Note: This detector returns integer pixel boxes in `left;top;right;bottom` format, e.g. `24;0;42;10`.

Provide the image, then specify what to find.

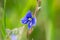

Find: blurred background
0;0;60;40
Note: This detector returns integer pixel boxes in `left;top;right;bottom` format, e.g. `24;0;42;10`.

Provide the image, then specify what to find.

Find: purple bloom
21;11;36;29
11;34;17;40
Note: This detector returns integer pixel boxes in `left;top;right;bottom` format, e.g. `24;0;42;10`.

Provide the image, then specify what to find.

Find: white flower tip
38;6;41;10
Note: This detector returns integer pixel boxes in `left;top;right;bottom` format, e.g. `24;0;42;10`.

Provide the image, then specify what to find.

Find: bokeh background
0;0;60;40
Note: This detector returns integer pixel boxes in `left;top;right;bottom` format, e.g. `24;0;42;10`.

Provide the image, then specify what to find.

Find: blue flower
21;11;36;29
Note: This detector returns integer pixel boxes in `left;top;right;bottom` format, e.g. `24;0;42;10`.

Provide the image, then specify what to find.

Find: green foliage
5;0;36;29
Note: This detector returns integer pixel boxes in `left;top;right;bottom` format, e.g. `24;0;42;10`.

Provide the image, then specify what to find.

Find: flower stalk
34;0;41;17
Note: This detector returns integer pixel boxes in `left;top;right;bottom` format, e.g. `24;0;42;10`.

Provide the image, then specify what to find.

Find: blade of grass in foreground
1;0;6;40
41;0;55;40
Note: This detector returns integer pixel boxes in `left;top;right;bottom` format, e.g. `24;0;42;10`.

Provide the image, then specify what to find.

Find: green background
0;0;60;40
